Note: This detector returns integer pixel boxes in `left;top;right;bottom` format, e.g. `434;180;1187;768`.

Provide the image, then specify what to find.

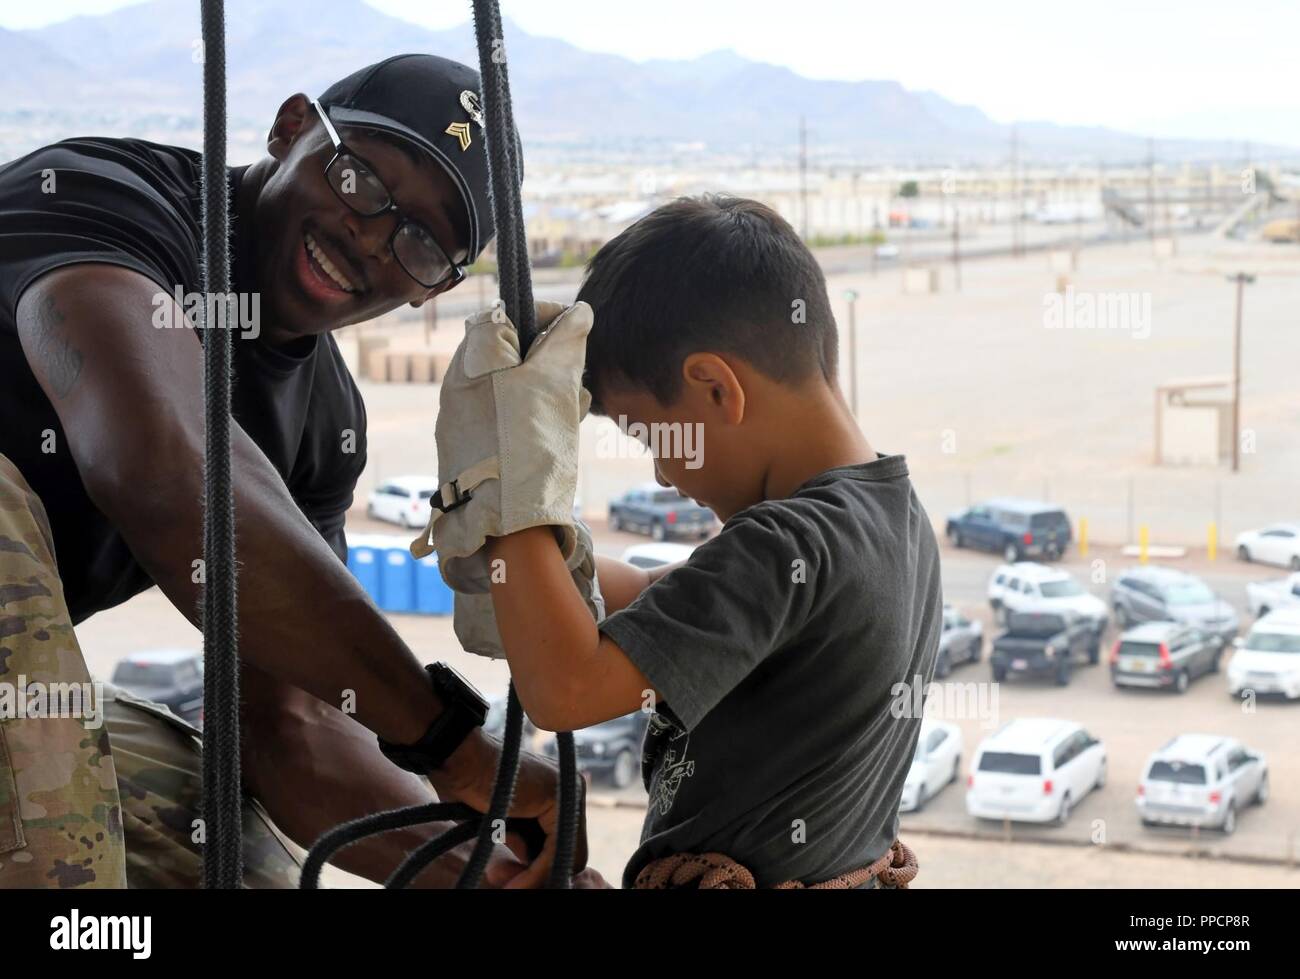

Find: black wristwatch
377;663;489;774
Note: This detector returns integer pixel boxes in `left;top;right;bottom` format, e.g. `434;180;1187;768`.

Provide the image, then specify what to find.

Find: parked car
966;718;1106;825
1109;621;1224;693
1245;571;1300;618
542;710;650;788
1226;608;1300;701
1137;734;1268;834
1109;566;1239;642
874;242;900;260
936;605;982;677
987;562;1108;636
899;719;963;812
367;475;439;529
990;610;1097;685
608;484;715;541
620;542;695;570
945;498;1072;562
1236;523;1300;569
110;649;204;727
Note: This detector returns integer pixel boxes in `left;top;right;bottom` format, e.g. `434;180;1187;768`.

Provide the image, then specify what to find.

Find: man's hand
412;300;592;592
429;727;589;888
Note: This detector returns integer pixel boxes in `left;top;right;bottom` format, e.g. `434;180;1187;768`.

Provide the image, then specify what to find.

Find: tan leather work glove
411;300;593;592
452;518;606;660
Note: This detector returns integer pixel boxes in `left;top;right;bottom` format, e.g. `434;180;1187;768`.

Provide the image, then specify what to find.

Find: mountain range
2;0;1283;164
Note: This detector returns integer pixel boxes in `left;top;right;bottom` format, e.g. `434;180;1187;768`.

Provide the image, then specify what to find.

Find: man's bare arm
14;265;529;887
17;264;441;742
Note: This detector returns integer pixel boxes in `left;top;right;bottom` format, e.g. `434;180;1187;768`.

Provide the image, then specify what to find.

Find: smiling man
0;54;587;889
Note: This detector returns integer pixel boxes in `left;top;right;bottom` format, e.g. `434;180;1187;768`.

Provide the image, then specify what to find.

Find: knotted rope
633;839;920;890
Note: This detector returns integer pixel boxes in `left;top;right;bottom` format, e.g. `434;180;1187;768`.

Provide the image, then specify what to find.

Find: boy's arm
490;528;659;731
593;554;687;612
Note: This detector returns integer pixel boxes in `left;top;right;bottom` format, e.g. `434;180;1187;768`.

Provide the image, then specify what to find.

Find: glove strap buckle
431;478;473;514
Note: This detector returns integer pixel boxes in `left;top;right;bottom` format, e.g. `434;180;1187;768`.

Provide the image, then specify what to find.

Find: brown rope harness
632;838;918;890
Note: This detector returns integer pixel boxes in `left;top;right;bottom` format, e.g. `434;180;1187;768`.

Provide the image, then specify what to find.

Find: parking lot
73;231;1298;887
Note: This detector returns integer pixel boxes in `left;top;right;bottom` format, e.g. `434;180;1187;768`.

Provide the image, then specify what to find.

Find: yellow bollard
1078;518;1088;559
1208;522;1218;562
1139;525;1149;564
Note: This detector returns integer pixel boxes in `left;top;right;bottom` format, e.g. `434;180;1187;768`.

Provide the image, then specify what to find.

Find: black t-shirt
0;136;366;622
599;454;943;887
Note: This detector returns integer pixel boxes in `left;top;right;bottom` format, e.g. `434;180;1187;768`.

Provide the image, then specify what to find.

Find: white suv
1226;608;1300;700
988;562;1108;637
966;718;1106;825
1137;734;1268;834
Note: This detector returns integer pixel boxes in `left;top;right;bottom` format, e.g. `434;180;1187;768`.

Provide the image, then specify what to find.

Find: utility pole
952;209;962;290
799;115;809;240
423;295;437;345
1227;272;1256;473
844;289;859;417
1147;136;1156;245
1010;125;1022;257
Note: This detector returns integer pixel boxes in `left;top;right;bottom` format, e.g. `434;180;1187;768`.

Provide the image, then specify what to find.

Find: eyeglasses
312;98;465;290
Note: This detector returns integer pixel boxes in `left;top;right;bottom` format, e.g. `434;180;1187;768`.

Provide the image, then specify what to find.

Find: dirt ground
68;230;1300;888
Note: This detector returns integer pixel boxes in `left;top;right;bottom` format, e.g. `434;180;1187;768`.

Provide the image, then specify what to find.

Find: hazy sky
4;0;1296;144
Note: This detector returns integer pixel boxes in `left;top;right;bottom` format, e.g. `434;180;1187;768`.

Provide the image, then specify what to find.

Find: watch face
431;663;489;717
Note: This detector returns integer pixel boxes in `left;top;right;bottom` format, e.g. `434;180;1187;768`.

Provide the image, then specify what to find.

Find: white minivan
966;718;1106;825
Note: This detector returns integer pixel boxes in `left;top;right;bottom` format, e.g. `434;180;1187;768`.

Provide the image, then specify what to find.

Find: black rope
199;0;242;890
300;802;479;890
464;0;581;889
455;682;525;887
548;732;581;889
471;0;536;349
386;819;480;889
298;0;582;890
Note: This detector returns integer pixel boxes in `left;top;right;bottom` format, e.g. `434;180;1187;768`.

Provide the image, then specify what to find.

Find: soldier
0;55;597;888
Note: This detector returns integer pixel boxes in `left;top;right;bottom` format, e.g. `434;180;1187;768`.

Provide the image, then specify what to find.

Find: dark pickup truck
991;611;1099;686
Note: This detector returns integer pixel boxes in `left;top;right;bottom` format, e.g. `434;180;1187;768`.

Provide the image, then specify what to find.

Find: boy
426;195;942;888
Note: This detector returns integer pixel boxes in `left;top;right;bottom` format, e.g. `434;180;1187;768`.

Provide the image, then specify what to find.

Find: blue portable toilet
346;535;382;605
380;543;416;613
415;553;454;615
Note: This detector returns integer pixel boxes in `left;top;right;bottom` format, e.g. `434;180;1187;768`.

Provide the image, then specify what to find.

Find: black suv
542;711;650;788
946;498;1072;562
991;611;1098;686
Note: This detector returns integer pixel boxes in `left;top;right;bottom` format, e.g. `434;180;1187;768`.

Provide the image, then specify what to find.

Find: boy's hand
412;300;593;592
454;517;605;659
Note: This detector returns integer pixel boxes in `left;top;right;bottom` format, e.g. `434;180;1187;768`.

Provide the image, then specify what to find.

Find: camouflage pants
105;683;302;889
0;454;300;888
0;454;124;887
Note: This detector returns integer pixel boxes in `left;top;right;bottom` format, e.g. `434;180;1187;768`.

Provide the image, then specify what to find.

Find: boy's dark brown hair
576;194;839;414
